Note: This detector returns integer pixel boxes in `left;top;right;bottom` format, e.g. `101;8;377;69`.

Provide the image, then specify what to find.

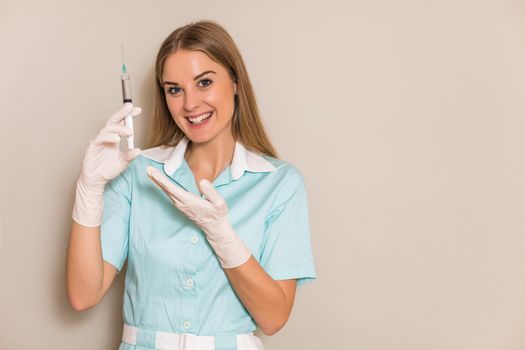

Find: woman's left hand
146;166;251;269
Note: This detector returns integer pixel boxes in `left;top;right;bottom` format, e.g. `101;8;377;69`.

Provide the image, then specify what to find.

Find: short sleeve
100;167;132;272
259;168;317;286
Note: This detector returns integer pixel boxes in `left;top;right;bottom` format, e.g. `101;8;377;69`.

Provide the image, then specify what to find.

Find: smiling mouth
186;111;213;124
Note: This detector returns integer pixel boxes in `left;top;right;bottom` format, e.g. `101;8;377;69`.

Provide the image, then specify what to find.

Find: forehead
162;49;226;81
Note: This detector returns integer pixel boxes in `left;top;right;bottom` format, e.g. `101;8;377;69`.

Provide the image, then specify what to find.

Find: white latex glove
72;103;142;227
146;165;251;269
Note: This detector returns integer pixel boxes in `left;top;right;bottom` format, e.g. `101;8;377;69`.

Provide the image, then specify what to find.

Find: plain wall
2;0;525;349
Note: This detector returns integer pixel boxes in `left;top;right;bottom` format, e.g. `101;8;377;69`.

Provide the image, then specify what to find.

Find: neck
184;134;236;180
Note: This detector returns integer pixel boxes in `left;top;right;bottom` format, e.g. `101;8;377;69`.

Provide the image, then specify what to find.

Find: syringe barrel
121;74;132;103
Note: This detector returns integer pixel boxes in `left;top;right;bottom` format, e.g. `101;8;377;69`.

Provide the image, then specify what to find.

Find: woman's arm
66;220;118;311
224;256;297;336
67;104;142;311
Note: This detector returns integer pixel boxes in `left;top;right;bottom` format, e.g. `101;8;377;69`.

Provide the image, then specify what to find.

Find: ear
233;82;237;95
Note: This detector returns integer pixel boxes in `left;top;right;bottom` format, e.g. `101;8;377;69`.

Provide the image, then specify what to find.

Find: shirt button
186;278;194;288
191;236;199;244
183;321;191;330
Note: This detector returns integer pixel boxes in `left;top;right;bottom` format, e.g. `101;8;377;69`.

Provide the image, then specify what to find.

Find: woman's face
161;49;237;145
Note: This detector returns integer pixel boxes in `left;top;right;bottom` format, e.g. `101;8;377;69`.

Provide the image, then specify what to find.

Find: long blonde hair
147;20;279;159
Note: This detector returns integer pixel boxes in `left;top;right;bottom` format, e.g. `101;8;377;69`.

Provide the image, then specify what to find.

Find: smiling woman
160;50;236;144
66;19;316;350
148;21;277;157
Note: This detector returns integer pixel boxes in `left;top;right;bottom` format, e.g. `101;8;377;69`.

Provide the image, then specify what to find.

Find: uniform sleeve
259;168;317;286
100;167;132;272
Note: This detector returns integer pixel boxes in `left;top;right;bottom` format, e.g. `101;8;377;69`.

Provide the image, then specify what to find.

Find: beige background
1;0;525;349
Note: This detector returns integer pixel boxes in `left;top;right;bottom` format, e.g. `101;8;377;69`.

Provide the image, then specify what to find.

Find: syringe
121;45;134;150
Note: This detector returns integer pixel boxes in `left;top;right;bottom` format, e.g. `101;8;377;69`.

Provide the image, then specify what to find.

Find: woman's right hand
72;103;142;227
80;103;142;188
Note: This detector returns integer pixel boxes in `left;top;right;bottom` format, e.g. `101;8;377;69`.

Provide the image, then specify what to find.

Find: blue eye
165;79;212;96
199;79;212;87
166;86;182;95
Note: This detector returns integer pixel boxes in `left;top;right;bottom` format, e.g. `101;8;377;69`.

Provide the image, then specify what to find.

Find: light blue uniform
101;137;316;350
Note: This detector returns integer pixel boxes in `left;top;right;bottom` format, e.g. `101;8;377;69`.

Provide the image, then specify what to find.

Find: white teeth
188;112;212;123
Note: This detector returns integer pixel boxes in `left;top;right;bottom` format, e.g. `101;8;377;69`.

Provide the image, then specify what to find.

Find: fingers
100;124;134;137
108;103;132;123
146;166;196;204
121;148;142;164
132;107;141;118
107;103;142;125
92;124;133;146
199;179;225;207
92;133;120;145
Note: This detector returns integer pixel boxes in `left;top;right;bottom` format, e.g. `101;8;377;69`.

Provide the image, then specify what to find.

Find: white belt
122;324;265;350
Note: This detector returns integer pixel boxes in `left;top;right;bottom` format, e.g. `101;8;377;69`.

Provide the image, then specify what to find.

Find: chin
185;132;216;144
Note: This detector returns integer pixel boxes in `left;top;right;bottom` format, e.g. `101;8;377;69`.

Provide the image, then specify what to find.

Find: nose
183;89;200;112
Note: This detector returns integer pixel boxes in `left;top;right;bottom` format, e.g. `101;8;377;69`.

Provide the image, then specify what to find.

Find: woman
66;20;316;350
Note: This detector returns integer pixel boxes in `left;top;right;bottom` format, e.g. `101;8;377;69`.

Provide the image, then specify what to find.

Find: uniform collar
141;137;276;180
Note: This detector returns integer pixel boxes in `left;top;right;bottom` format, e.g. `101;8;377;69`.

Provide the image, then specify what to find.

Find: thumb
121;148;142;164
200;179;224;207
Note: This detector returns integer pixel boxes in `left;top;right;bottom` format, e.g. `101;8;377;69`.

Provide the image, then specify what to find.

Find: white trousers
122;324;265;350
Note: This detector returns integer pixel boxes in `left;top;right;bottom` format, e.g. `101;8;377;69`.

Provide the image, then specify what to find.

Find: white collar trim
141;137;276;180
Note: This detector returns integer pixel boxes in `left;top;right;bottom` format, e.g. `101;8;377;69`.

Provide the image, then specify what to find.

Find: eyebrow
163;70;217;86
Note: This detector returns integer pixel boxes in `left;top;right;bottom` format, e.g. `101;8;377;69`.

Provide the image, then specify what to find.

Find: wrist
77;173;106;193
72;176;106;227
202;217;233;241
204;221;252;269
